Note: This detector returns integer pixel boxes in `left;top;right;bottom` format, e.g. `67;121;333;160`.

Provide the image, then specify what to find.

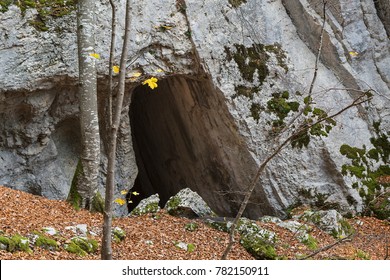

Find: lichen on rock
164;188;216;218
130;194;160;216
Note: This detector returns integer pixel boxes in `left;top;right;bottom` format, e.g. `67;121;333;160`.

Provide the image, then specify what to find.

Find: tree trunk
101;0;132;260
76;0;101;209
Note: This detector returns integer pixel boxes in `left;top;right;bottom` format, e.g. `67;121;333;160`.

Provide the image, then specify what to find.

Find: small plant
187;243;196;253
355;249;370;260
301;234;318;250
184;222;198;232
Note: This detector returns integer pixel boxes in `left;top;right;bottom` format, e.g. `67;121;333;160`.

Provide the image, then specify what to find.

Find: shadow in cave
128;75;275;218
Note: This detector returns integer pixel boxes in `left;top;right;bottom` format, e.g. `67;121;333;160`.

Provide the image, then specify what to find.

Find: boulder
204;216;278;259
129;194;160;216
164;188;216;218
300;209;354;239
237;218;278;260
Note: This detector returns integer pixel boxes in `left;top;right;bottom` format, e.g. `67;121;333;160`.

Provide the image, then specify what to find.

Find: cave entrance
129;75;273;217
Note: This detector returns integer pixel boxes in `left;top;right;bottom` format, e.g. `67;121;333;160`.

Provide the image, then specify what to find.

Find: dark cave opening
128;75;274;217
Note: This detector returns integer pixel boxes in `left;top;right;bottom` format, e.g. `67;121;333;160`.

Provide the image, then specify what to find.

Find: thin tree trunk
76;0;101;209
108;0;117;127
101;0;132;260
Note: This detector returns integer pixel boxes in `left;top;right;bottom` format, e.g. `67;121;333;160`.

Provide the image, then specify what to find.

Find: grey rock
277;220;311;243
129;194;160;216
259;216;283;224
237;218;277;242
165;188;216;218
237;218;278;259
0;0;389;219
112;227;126;242
42;227;57;236
64;224;89;237
0;243;7;251
300;209;354;238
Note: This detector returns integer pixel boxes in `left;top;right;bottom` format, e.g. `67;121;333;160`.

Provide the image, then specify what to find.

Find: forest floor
0;185;389;260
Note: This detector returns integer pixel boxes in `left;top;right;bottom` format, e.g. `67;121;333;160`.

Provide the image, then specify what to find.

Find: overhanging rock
0;0;389;218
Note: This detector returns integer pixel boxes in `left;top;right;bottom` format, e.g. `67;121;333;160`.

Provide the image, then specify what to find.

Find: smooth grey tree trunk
76;0;101;209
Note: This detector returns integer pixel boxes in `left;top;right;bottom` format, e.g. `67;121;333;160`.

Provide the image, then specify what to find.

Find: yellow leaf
89;53;100;59
132;191;140;196
142;77;158;90
131;72;142;77
120;190;128;195
156;69;164;73
113;65;120;74
349;51;359;57
114;198;126;206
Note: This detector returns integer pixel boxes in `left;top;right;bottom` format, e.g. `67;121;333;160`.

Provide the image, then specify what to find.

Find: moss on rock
112;227;126;242
339;122;390;218
35;233;58;251
91;191;105;214
65;237;98;256
228;0;247;8
240;234;278;260
67;159;83;211
0;234;32;253
0;0;77;31
225;44;269;84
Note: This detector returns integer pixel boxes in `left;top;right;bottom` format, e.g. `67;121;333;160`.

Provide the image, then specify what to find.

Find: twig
278;0;327;137
299;233;354;260
108;0;117;127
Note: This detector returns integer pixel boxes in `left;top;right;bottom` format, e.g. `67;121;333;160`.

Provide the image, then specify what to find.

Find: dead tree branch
299;233;354;260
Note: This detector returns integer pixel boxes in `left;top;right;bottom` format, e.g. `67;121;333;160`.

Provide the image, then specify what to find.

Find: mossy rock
237;218;276;241
112;227;126;242
0;235;10;251
203;217;233;233
240;234;278;260
67;159;83;210
0;0;77;31
164;188;216;218
130;194;160;216
64;241;87;257
228;0;247;8
301;210;354;239
225;44;269;84
91;191;105;214
0;234;32;253
65;237;98;256
34;234;58;251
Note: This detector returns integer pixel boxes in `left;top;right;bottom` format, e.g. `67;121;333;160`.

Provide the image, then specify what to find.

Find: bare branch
108;0;117;127
299;233;354;260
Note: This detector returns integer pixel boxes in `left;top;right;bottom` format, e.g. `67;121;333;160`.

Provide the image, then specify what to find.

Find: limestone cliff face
0;0;389;218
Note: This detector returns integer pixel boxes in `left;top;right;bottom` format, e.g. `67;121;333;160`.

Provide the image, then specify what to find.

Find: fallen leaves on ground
0;186;389;260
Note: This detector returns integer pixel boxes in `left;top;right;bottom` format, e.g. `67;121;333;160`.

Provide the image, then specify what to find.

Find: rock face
0;0;389;218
